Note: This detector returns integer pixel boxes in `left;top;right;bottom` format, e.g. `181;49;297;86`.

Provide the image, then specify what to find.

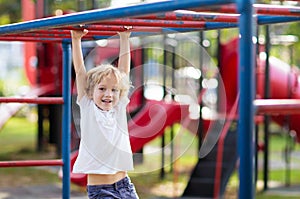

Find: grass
0;167;58;187
0;117;60;188
0;117;36;158
0;117;300;198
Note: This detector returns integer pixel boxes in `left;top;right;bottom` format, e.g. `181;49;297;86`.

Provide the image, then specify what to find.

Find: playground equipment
192;36;300;198
0;85;56;129
1;1;300;199
64;33;300;198
221;37;300;142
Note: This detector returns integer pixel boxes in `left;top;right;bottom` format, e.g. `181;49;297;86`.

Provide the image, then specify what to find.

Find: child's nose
105;89;113;96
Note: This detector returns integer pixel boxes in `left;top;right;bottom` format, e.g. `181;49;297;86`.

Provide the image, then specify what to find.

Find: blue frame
62;41;72;199
0;0;233;34
3;0;298;198
237;0;255;198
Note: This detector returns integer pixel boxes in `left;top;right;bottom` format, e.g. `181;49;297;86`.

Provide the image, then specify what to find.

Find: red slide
128;100;189;152
67;100;190;186
220;37;300;143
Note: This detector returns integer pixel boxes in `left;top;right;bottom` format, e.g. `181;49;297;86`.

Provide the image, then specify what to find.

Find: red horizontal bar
191;4;236;14
0;97;64;104
1;26;166;41
97;18;206;28
0;36;64;42
193;3;300;16
60;25;164;32
3;31;116;38
0;20;205;41
0;159;63;167
255;4;300;16
136;11;238;23
254;99;300;115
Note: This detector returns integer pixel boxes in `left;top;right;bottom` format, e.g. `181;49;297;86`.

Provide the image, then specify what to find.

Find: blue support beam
62;41;72;199
237;0;255;198
258;15;300;24
3;1;300;199
0;0;233;35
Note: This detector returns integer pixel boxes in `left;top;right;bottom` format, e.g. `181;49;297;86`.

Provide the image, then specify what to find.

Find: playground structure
0;1;300;199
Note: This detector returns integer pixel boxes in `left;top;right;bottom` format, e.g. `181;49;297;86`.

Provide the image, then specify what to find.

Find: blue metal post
62;41;71;199
258;15;300;25
237;0;255;199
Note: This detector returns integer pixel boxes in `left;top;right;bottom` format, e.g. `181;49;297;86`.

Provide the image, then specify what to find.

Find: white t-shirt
72;95;134;174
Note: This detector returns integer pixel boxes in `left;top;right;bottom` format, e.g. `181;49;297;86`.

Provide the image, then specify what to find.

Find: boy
71;28;139;199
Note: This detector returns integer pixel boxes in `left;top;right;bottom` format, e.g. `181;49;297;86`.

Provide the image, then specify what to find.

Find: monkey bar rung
0;97;64;104
255;99;300;115
0;159;63;167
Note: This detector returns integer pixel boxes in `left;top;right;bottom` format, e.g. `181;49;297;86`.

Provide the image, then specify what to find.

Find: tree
0;0;112;25
284;22;300;67
0;0;21;25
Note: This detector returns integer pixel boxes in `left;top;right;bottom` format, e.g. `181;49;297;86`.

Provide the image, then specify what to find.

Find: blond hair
85;64;130;99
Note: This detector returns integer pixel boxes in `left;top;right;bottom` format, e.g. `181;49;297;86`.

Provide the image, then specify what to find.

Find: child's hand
118;26;132;38
71;29;88;40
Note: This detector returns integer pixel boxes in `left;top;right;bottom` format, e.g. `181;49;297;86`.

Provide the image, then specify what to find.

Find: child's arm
118;30;131;75
71;29;88;100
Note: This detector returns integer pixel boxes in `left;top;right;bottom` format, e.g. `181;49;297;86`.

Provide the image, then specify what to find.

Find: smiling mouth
102;99;112;103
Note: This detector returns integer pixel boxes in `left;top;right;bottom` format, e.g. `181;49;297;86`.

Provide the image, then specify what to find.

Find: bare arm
118;31;131;75
71;29;88;100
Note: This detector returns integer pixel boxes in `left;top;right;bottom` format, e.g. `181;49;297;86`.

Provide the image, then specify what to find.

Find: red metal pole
254;4;300;16
136;11;238;23
182;3;300;16
255;99;300;115
1;25;194;41
97;18;207;28
60;25;164;32
0;159;63;167
0;19;210;42
192;3;300;16
3;31;116;38
0;97;64;104
191;4;236;13
0;36;63;42
21;0;37;86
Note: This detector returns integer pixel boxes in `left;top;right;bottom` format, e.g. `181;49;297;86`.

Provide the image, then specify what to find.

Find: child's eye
112;88;119;93
99;87;106;91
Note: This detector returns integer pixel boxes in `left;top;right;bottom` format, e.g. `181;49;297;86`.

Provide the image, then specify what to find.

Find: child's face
93;74;120;111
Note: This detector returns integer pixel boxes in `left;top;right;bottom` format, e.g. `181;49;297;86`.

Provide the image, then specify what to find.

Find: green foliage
0;0;112;25
0;80;4;96
0;14;10;25
48;0;112;14
0;117;36;160
219;28;239;44
0;0;21;24
283;22;300;67
49;0;77;14
97;0;111;8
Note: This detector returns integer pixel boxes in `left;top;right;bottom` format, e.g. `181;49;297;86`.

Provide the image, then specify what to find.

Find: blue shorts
87;176;139;199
